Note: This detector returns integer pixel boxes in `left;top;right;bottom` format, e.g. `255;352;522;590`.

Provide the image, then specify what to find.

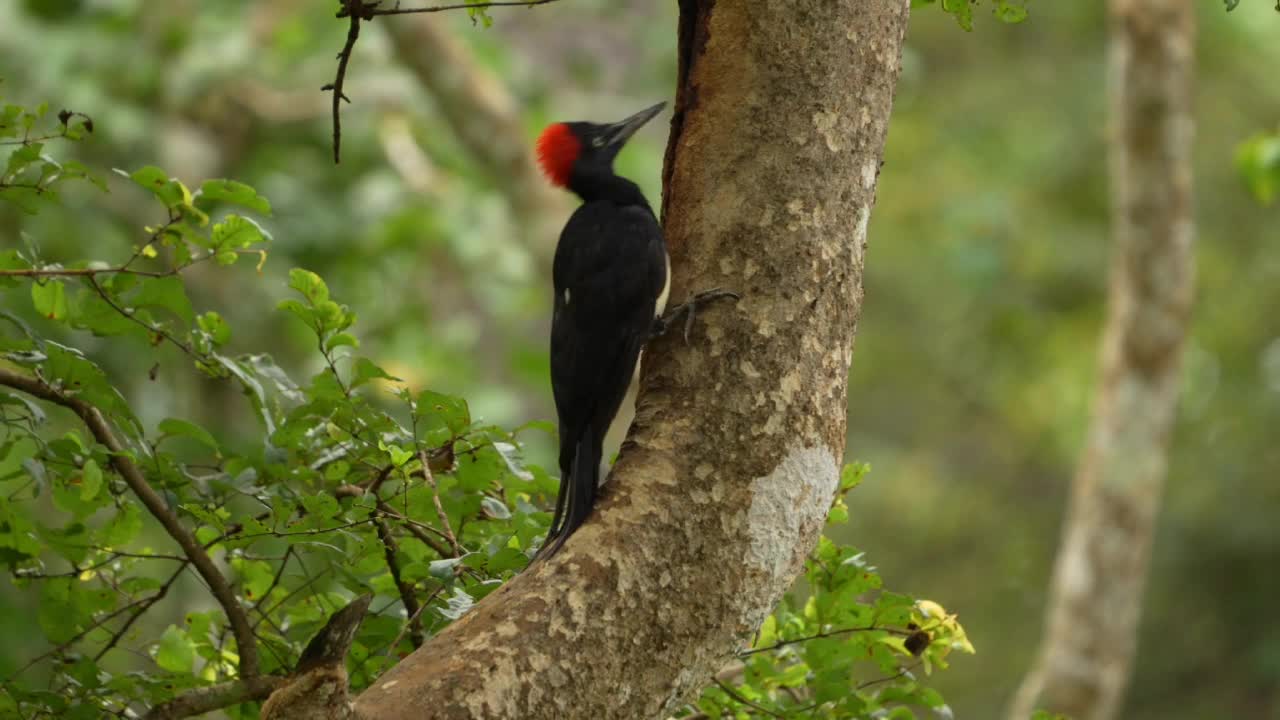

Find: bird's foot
653;288;740;343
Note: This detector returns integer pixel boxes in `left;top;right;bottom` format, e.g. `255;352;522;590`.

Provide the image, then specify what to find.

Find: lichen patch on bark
745;444;840;587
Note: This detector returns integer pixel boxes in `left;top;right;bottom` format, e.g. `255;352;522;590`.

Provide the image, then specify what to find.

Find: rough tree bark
1007;2;1195;719
308;1;909;718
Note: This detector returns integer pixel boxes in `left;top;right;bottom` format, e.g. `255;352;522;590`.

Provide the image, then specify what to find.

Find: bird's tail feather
536;424;599;561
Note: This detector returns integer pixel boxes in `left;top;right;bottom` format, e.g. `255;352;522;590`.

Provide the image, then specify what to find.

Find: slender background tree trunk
344;1;910;717
1008;1;1195;718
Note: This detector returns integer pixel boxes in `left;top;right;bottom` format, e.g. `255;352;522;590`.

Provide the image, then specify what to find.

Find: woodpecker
531;103;737;560
531;102;670;560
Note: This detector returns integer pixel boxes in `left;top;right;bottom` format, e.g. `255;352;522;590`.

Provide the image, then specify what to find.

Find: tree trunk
345;1;910;717
1008;2;1195;719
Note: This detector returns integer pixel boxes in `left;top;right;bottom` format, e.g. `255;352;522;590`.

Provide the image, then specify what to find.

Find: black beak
604;102;666;148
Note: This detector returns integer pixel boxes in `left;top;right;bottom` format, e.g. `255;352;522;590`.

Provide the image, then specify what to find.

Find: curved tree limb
348;1;910;717
143;677;285;720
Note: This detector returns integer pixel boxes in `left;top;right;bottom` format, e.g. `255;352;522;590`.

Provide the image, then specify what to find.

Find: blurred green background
1;1;1277;717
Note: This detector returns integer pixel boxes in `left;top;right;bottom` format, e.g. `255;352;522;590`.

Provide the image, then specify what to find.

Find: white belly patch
654;253;671;317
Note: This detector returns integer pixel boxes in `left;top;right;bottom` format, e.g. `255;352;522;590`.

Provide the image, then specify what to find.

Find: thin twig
143;677;285;720
227;516;377;541
339;0;562;16
856;662;920;691
95;562;190;662
0;266;172;278
383;582;445;657
373;517;425;647
250;547;294;616
324;0;364;163
86;275;200;359
375;502;454;557
324;0;563;162
0;367;261;681
4;593;155;680
416;449;461;556
713;678;785;719
738;625;911;657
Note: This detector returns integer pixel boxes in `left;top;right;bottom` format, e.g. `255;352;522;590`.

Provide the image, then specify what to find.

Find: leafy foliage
0;96;966;718
1235;130;1280;205
0;96;559;717
912;0;1029;31
683;464;974;720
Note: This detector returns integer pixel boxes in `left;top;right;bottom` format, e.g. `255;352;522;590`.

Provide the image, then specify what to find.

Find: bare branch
381;503;455;557
737;624;910;658
373;517;425;647
416;449;461;556
712;678;785;719
94;562;190;662
0;367;261;680
144;677;285;720
324;0;364;164
324;0;564;162
338;0;562;18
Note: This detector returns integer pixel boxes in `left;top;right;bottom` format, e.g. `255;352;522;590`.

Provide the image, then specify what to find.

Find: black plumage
534;103;669;559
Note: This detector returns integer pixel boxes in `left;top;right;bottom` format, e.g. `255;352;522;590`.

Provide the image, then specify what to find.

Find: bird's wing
550;203;665;451
542;203;666;550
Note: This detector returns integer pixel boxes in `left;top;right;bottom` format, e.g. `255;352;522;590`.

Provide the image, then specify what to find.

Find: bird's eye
591;136;606;148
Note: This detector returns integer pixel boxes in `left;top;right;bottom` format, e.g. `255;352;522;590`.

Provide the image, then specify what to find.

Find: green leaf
79;459;102;501
37;579;78;643
212;214;270;252
41;342;140;434
5;142;43;177
53;467;105;519
415;390;470;439
155;625;196;673
158;418;219;452
125;166;190;209
277;298;315;329
352;357;395;388
0;249;31;287
944;0;974;31
236;558;275;600
325;332;359;352
841;462;869;491
31;280;68;320
0;437;38;479
133;276;194;325
102;503;143;546
196;179;272;215
300;492;340;520
288;268;329;305
70;287;143;337
1237;132;1280;204
196;311;230;346
383;443;413;468
995;1;1028;23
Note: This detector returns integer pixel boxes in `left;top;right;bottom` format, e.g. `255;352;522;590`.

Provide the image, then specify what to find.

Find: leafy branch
0;367;263;680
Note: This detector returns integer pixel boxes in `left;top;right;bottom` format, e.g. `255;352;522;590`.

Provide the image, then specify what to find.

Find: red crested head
536;123;580;188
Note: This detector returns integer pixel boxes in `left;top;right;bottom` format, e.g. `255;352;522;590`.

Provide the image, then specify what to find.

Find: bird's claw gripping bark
654;288;741;344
